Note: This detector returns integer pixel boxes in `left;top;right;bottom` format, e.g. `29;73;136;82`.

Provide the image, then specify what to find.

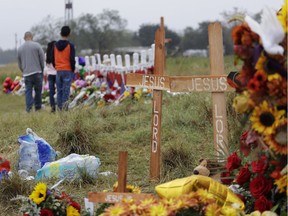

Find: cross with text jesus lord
126;19;234;181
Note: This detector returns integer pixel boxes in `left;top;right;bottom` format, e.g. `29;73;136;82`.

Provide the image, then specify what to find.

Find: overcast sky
0;0;283;50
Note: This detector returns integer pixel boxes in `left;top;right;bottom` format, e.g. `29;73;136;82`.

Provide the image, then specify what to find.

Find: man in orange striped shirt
52;26;76;111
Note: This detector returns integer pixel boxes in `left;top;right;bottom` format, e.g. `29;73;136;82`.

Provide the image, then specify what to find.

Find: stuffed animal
192;159;210;176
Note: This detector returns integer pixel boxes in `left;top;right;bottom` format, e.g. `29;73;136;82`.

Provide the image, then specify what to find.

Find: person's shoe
51;106;56;113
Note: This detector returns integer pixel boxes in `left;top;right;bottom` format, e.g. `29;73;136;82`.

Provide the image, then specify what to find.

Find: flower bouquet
14;181;83;216
223;1;287;214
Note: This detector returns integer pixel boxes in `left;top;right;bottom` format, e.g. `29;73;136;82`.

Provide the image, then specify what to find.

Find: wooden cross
126;19;233;181
88;151;154;204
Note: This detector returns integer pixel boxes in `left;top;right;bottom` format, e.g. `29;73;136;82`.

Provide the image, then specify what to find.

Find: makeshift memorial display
35;153;101;181
18;128;56;174
225;1;287;214
14;180;87;215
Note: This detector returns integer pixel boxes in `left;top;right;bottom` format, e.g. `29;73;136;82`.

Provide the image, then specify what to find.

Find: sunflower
112;182;141;193
274;175;287;194
126;184;141;193
66;205;80;216
264;119;287;155
250;101;285;135
29;182;47;205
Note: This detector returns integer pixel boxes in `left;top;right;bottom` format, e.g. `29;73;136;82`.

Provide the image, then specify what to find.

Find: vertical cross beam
117;151;128;192
208;23;229;156
150;17;165;181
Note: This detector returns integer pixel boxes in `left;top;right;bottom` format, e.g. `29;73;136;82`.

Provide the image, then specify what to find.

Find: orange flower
248;79;261;92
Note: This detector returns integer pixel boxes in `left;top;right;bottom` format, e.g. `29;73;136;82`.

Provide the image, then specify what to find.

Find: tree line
1;8;260;64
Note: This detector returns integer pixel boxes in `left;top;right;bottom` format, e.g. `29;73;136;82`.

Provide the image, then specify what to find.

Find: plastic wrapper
18;128;56;174
35;153;101;180
155;175;244;210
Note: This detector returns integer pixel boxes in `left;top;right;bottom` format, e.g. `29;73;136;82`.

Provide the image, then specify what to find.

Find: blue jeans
48;75;56;109
24;73;43;112
56;71;73;110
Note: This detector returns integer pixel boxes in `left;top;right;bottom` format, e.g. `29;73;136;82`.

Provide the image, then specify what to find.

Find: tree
137;24;181;55
95;9;128;54
30;15;63;50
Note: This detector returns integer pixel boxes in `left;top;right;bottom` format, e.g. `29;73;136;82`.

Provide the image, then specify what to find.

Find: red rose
220;171;234;185
236;163;251;185
40;209;54;216
226;152;242;171
249;175;272;198
70;201;81;212
254;196;273;212
251;155;268;174
60;192;81;212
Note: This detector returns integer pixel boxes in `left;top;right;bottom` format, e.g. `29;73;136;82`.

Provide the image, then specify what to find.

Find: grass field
0;56;242;215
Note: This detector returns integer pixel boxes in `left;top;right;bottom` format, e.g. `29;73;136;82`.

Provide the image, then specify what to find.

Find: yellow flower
66;205;80;216
250;100;285;135
139;197;157;209
246;211;261;216
126;184;141;193
264;119;287;155
148;203;169;216
103;204;127;216
268;73;282;82
112;182;141;193
275;175;287;193
233;91;251;113
123;91;130;97
197;188;214;202
255;54;267;71
205;203;220;216
220;206;238;216
277;0;288;32
29;182;47;205
134;89;142;100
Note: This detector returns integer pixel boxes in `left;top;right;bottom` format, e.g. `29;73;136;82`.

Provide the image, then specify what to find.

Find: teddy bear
192;159;210;176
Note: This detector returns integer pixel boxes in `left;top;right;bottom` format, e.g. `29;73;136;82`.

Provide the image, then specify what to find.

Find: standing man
17;31;45;113
52;25;76;111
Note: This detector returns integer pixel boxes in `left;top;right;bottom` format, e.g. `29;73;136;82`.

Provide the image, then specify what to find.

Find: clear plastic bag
18;128;56;174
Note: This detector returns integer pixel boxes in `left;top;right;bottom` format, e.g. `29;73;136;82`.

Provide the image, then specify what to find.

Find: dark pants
24;73;43;112
48;75;56;110
56;71;73;110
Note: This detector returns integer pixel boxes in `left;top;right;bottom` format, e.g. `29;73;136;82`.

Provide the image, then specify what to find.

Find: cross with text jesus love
126;20;233;181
